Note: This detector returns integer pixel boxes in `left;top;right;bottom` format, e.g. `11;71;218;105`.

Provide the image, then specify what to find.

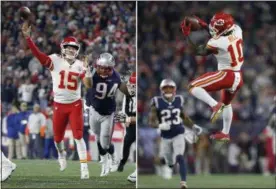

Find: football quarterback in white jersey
22;21;91;179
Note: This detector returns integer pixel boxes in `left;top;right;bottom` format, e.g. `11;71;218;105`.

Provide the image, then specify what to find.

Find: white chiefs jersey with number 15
207;24;244;71
49;54;86;104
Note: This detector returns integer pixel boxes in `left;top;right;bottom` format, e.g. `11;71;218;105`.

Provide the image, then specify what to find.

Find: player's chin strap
62;54;76;64
211;25;235;38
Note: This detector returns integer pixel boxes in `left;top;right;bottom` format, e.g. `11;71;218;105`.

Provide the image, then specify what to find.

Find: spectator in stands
1;77;17;114
18;78;37;106
37;79;51;110
195;134;211;175
27;104;46;159
6;106;22;160
237;132;255;173
43;107;57;159
256;132;270;176
228;142;240;173
17;102;31;159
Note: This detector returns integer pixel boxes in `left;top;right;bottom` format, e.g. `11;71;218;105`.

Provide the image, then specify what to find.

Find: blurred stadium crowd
138;2;275;175
1;1;136;160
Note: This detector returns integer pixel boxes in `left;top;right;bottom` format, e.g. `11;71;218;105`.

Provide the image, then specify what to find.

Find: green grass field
2;160;135;188
138;174;276;188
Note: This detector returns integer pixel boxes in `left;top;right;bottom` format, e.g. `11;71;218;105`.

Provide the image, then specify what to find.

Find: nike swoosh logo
75;104;80;107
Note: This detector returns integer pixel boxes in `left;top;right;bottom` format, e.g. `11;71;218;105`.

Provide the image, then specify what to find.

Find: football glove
192;15;208;28
184;129;199;144
158;122;171;131
114;112;127;123
192;124;203;135
114;112;131;126
180;18;191;36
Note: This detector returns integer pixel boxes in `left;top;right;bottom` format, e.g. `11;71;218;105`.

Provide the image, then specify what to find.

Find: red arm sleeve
26;37;53;70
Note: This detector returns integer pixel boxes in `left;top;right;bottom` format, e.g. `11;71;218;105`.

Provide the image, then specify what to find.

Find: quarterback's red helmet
60;36;80;60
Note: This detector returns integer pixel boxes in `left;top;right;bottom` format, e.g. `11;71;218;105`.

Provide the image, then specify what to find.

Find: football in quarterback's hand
19;6;31;21
185;16;202;31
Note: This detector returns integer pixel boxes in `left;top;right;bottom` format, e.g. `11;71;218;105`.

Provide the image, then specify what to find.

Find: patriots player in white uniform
149;79;203;189
22;22;90;179
181;12;244;141
83;53;134;176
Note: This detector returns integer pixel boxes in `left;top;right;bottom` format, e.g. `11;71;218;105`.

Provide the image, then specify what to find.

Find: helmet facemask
160;79;177;100
61;45;80;60
209;23;235;37
96;65;113;78
161;86;176;99
96;53;115;78
209;24;217;37
209;12;234;38
60;36;80;61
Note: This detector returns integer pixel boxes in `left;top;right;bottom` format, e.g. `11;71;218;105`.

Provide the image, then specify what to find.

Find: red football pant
53;99;84;143
189;70;243;105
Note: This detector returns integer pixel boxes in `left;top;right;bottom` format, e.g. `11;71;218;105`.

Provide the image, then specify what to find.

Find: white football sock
190;87;217;107
75;138;88;166
55;141;65;156
222;104;233;134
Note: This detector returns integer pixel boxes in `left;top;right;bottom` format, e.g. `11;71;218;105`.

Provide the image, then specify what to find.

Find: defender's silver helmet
96;53;115;67
159;79;177;98
96;53;115;78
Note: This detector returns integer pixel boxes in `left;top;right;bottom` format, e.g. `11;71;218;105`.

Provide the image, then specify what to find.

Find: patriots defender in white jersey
83;53;134;176
22;21;90;179
181;12;244;141
149;79;203;189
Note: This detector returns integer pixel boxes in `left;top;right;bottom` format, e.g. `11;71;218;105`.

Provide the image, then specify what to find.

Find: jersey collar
161;96;175;105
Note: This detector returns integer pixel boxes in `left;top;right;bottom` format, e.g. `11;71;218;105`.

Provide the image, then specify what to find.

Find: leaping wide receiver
181;12;244;141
